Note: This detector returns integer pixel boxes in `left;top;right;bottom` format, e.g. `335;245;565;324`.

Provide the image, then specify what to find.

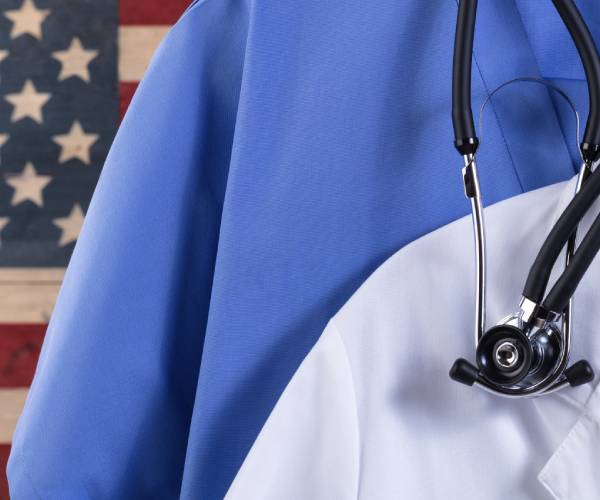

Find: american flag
0;1;190;496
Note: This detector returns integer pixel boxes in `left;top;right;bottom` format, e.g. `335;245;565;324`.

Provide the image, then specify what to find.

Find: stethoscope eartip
564;359;595;387
449;358;480;386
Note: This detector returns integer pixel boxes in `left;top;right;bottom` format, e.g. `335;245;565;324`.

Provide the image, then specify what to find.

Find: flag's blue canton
0;0;118;266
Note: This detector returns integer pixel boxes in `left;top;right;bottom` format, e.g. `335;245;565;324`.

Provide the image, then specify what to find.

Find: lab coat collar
533;175;600;499
506;174;600;498
538;388;600;499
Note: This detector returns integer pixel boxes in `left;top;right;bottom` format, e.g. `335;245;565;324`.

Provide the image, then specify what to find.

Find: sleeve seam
330;319;361;500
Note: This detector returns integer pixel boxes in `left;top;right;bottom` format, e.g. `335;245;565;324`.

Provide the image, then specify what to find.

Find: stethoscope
449;0;600;397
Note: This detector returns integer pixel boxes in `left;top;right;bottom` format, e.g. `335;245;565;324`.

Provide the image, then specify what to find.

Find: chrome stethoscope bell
449;146;596;397
475;325;533;387
448;0;598;398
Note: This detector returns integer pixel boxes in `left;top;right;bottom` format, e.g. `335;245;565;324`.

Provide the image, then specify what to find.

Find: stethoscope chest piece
450;316;570;392
450;315;594;394
475;315;567;387
476;324;534;386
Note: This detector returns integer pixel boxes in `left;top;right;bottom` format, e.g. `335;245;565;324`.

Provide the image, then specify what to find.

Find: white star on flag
52;38;99;83
53;204;85;247
53;121;99;165
4;0;51;40
4;80;51;124
4;162;52;207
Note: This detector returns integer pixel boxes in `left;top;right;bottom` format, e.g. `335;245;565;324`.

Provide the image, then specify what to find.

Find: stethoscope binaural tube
522;0;600;310
451;0;479;155
524;168;600;313
545;209;600;313
452;0;600;160
449;0;600;397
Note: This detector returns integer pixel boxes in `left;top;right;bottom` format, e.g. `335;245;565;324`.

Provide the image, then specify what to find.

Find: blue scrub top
8;0;595;498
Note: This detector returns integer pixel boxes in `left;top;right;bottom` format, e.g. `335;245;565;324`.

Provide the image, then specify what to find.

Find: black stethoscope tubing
453;0;600;317
449;0;599;395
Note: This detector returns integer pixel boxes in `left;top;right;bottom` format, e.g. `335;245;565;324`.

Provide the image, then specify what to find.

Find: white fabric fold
226;176;600;499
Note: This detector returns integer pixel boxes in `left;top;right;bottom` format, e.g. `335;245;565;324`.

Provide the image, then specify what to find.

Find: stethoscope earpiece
564;359;595;387
449;358;479;387
450;353;595;391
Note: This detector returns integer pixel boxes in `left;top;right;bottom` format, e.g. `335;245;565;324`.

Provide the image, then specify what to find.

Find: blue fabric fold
9;0;589;498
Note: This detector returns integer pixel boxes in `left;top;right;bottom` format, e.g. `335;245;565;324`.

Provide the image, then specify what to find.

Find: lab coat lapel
538;387;600;499
535;172;600;500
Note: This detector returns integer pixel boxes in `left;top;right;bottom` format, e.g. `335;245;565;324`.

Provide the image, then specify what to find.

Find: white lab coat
225;176;600;500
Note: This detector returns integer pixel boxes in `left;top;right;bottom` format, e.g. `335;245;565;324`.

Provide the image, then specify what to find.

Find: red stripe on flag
119;0;191;25
0;325;46;388
119;82;139;120
1;444;10;500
